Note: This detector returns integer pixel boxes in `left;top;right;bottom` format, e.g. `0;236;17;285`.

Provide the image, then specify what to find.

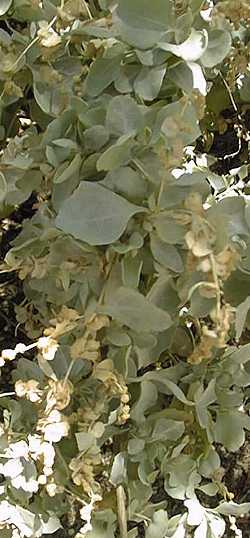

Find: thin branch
82;0;93;18
219;71;238;114
116;485;128;538
63;356;76;386
209;253;221;320
11;14;58;71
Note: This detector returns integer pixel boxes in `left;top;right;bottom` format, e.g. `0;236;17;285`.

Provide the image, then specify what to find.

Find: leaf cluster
0;1;250;537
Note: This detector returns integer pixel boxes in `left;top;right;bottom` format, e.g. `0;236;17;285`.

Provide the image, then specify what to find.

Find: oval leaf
86;56;121;97
117;0;173;32
0;0;12;16
99;286;172;332
134;66;166;101
56;182;144;245
201;30;231;68
106;95;144;136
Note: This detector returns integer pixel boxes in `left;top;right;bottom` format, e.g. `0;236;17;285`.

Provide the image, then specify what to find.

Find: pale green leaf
56;182;144;245
135;48;164;66
33;76;68;116
106;95;144;136
156;101;201;147
86;56;121;97
0;0;12;16
0;171;7;202
53;138;78;149
198;447;220;478
97;136;134;171
101;166;148;203
134;66;166;101
169;61;207;96
114;65;138;93
201;30;232;68
121;254;143;288
196;379;217;407
145;371;194;406
85;510;116;538
98;286;172;332
53;154;81;184
216;501;250;517
84;125;109;152
106;325;131;347
147;277;180;315
41;516;62;535
197;483;219;496
128;438;145;455
154;216;185;244
145;510;169;538
225;342;250;366
75;431;95;452
214;410;250;452
195;380;216;429
151;418;185;442
131;381;158;423
235;296;250;341
151;233;184;273
129;331;157;350
42;110;73;146
116;0;174;49
117;0;173;32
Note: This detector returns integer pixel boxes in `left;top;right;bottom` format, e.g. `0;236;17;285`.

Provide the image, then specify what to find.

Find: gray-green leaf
134;66;166;101
86;56;121;97
0;0;12;16
235;296;250;341
99;286;172;332
116;0;174;49
117;0;173;32
56;182;144;245
106;95;144;136
97;136;134;171
151;233;184;273
145;510;169;538
53;154;81;184
201;30;232;68
216;501;250;517
0;171;7;202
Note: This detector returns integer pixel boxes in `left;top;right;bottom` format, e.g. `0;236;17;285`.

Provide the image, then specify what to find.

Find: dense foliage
0;0;250;536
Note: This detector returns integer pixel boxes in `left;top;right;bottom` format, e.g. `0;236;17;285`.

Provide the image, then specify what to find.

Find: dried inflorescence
69;451;101;495
188;303;234;364
215;0;250;28
225;43;250;90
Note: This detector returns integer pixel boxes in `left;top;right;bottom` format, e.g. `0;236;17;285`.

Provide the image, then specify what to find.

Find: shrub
0;0;250;537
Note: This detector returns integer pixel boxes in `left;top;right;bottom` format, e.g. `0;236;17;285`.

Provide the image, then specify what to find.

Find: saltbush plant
0;0;250;536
